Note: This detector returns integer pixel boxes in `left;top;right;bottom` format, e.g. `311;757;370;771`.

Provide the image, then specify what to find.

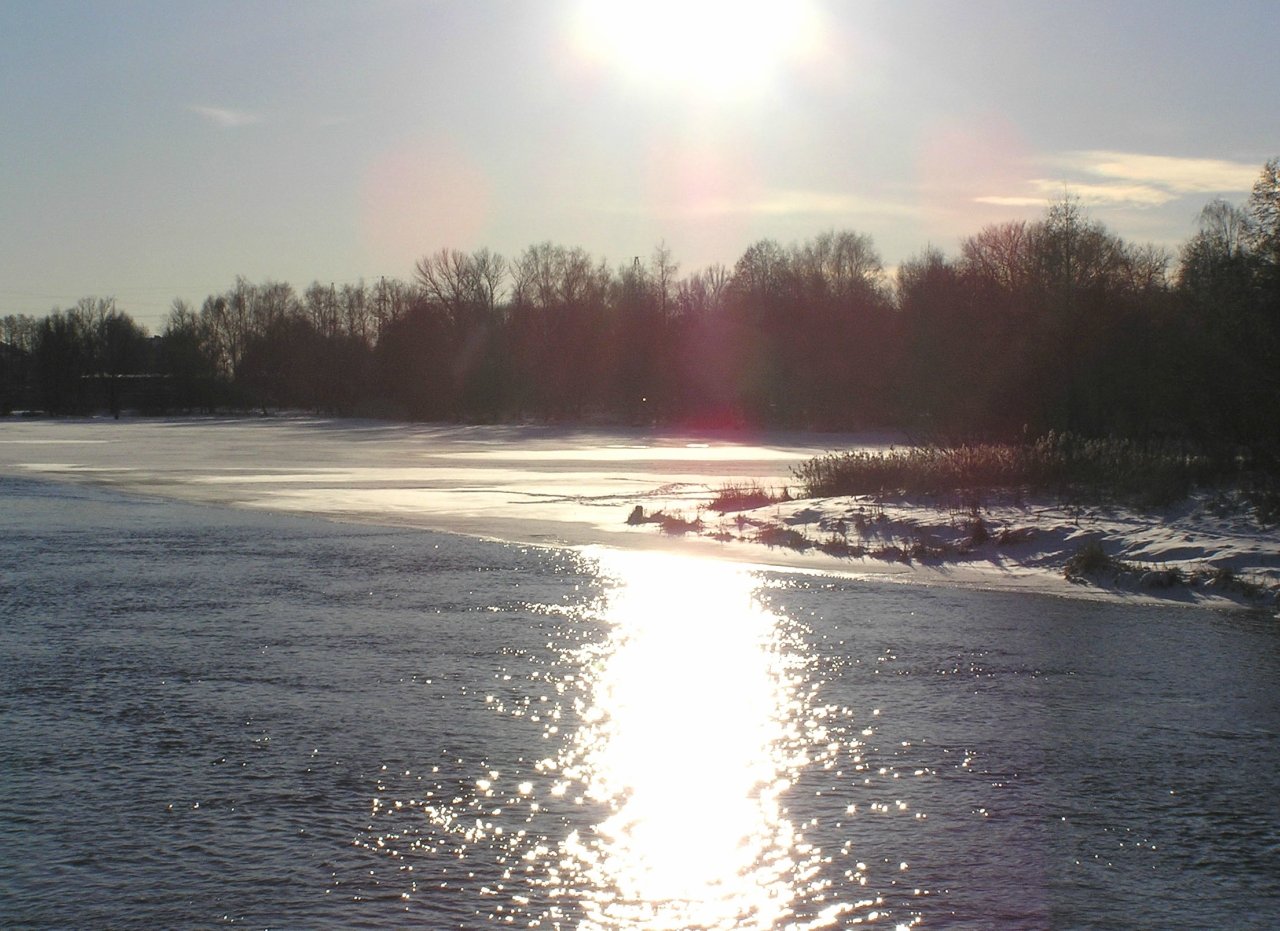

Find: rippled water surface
2;477;1278;929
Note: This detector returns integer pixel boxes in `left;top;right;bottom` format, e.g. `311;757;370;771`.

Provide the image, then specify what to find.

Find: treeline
3;159;1277;443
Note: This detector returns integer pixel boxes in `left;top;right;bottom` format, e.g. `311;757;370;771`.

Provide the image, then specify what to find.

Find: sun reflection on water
371;549;917;927
553;549;838;930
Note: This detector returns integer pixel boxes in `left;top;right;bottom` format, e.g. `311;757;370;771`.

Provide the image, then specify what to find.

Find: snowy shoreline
625;487;1280;611
2;415;1276;611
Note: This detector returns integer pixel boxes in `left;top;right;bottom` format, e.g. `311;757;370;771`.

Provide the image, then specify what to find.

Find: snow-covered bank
636;489;1280;610
2;416;1276;610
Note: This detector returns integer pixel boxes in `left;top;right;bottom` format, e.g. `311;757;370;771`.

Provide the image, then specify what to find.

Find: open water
2;476;1278;929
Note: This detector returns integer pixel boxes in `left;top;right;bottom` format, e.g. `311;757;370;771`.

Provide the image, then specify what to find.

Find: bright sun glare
572;0;821;96
557;550;830;929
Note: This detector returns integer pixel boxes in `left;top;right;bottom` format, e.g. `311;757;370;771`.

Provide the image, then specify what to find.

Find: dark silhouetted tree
160;299;224;412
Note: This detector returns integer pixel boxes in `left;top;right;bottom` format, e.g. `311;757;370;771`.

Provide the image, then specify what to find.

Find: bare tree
511;243;605;311
416;248;471;320
1033;196;1128;296
416;248;507;324
960;220;1033;292
675;263;733;318
510;242;556;310
253;281;297;334
1;314;41;353
370;276;413;341
340;282;372;343
1197;198;1249;260
200;278;254;375
303;282;340;339
650;241;679;317
1245;157;1280;266
1120;242;1171;293
731;238;789;304
470;248;508;318
797;229;884;302
704;262;731;306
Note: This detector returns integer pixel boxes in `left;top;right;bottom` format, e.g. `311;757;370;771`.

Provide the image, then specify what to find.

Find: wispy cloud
974;194;1054;208
1062;151;1259;194
978;179;1174;208
743;190;916;218
978;151;1261;210
606;190;917;220
188;105;264;128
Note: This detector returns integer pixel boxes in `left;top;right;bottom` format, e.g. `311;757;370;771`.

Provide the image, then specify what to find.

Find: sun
571;0;822;97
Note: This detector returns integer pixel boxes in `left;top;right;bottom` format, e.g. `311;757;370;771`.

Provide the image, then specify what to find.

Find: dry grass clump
1064;539;1119;580
625;505;702;535
756;525;809;550
793;433;1241;508
708;482;789;513
1063;542;1277;602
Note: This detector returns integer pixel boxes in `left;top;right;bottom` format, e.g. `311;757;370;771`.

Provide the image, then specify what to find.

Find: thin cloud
973;195;1053;208
976;181;1173;210
606;190;917;220
188;105;264;128
746;190;915;218
977;150;1261;211
1034;178;1175;207
1060;151;1260;194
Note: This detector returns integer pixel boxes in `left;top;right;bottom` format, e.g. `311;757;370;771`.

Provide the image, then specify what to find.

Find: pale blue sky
2;0;1276;329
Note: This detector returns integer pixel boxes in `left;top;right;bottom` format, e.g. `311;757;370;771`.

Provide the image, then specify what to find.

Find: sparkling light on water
9;477;1280;929
531;549;850;930
365;549;925;927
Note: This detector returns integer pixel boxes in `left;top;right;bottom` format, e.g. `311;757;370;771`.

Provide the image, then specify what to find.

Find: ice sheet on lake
2;416;1275;607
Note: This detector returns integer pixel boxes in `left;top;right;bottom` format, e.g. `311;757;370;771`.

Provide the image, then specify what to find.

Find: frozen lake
2;474;1278;928
0;417;839;548
0;416;1146;598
